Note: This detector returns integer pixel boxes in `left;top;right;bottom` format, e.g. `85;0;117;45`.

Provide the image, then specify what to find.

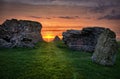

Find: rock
92;28;118;66
62;27;105;52
0;39;12;48
53;36;61;42
0;19;43;48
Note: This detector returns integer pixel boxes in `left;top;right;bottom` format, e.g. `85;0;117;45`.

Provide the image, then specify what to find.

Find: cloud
58;16;80;19
98;9;120;20
1;0;120;13
98;14;120;20
29;16;42;19
2;0;120;15
90;0;120;13
29;16;80;19
28;16;51;19
0;0;98;7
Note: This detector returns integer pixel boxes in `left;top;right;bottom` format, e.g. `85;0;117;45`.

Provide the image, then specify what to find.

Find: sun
42;32;55;42
44;35;53;39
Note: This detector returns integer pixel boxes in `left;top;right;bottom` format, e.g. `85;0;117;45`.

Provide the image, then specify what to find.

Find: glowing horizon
0;18;120;42
0;0;120;41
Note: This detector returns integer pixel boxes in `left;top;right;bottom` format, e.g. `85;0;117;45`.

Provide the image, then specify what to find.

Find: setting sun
42;32;55;42
44;35;53;39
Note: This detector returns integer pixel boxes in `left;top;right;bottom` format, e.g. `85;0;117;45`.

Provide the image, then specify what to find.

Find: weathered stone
92;28;118;66
0;19;43;48
0;39;12;48
53;36;61;42
62;27;105;52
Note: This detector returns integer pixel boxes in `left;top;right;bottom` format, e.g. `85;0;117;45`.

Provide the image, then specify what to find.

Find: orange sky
0;16;120;42
25;17;120;42
0;0;120;42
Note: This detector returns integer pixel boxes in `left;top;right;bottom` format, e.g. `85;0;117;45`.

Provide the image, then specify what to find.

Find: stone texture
92;28;118;66
0;19;43;48
53;36;61;42
62;27;105;52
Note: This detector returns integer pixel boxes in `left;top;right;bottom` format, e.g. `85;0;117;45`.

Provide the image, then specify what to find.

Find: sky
0;0;120;41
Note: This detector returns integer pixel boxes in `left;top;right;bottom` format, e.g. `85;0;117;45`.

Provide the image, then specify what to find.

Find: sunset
0;0;120;79
43;31;56;42
0;0;120;41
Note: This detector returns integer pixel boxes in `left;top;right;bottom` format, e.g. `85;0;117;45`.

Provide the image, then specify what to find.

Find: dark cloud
2;0;120;15
2;0;120;6
0;0;98;6
29;16;42;19
98;9;120;20
29;16;80;19
90;7;106;13
98;14;120;20
90;0;120;13
29;16;51;19
58;16;79;19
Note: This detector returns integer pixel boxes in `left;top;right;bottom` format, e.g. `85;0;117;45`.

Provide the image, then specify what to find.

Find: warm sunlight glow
44;35;53;39
42;32;55;42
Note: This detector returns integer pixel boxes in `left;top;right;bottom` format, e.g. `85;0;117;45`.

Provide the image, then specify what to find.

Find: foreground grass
0;41;120;79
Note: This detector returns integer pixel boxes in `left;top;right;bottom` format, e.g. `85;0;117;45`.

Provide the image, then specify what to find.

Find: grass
0;41;120;79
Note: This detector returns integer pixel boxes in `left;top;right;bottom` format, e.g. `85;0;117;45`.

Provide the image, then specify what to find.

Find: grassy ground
0;41;120;79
